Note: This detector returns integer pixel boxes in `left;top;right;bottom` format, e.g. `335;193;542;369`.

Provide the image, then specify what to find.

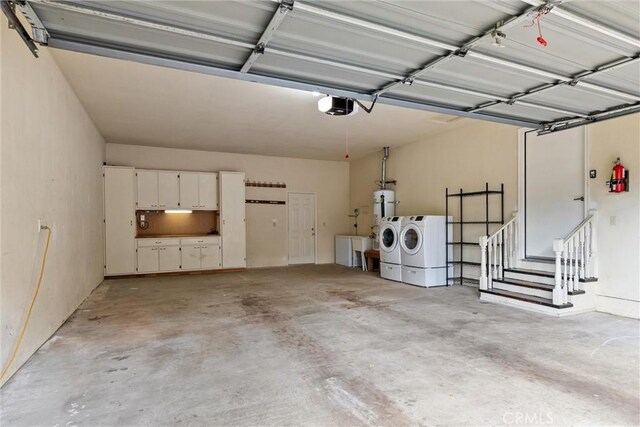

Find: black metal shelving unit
445;183;504;286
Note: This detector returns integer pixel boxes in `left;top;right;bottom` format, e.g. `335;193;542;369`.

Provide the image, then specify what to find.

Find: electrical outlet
610;215;616;226
140;214;145;221
589;170;597;179
38;219;46;231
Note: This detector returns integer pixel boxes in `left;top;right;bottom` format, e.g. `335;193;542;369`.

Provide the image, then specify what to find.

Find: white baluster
507;223;513;268
585;221;592;278
553;239;564;306
568;239;575;293
492;237;498;280
498;231;503;279
479;236;488;290
591;212;599;278
562;244;568;289
487;237;493;288
578;229;585;290
572;236;579;293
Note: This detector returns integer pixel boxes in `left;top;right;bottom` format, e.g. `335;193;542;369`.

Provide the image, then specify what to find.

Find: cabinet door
198;173;218;210
137;170;159;209
104;167;136;275
137;247;159;272
179;172;200;210
201;243;221;269
158;171;180;209
181;245;201;270
158;246;181;271
220;172;246;268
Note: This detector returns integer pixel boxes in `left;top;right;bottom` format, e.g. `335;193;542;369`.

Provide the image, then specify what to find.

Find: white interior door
525;127;585;258
288;192;316;264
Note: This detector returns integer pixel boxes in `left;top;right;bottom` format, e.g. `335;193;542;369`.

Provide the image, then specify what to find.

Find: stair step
495;277;586;296
494;278;553;291
505;268;597;284
479;289;573;309
504;268;554;278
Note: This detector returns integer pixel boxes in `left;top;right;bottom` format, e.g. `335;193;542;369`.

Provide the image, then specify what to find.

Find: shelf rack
445;183;504;286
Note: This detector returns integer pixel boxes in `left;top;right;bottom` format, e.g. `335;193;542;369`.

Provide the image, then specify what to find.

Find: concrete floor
1;265;639;426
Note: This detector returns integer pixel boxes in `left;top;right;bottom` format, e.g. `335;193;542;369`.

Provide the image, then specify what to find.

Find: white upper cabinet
179;172;218;210
136;169;218;211
136;170;159;209
158;171;180;209
198;173;218;210
179;172;200;209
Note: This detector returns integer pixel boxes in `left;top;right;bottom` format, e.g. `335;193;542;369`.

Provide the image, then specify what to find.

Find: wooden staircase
478;212;598;317
479;261;597;316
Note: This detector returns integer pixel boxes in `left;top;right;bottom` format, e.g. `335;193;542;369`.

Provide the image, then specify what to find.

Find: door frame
286;191;317;265
517;127;590;260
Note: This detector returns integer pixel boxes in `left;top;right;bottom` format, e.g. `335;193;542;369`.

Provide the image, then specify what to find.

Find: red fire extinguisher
608;158;629;193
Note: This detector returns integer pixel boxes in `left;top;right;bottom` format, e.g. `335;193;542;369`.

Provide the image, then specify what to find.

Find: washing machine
379;216;403;281
399;215;451;287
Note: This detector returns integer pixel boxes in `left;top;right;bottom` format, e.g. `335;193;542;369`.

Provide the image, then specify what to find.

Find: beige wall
350;115;640;318
588;115;640;318
106;144;351;267
1;21;106;385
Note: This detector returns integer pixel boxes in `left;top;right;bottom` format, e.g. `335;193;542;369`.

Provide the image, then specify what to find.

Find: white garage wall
106;144;350;267
1;22;106;385
588;116;640;318
350;120;519;235
350;115;640;318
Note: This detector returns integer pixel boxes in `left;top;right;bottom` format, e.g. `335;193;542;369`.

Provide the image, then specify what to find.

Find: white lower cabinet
137;247;159;273
136;237;221;273
201;243;221;269
181;237;221;270
159;246;181;271
181;245;202;270
137;238;180;273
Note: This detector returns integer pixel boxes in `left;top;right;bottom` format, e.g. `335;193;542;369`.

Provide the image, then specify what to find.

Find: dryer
399;215;451;287
379;216;403;281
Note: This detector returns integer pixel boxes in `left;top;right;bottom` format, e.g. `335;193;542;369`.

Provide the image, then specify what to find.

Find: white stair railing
552;210;598;305
479;212;519;291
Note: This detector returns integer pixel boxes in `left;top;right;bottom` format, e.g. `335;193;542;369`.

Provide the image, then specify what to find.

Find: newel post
590;209;599;279
552;238;565;305
479;236;488;290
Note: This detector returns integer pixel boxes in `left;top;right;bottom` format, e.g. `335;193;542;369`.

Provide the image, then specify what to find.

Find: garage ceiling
9;0;640;134
50;49;462;160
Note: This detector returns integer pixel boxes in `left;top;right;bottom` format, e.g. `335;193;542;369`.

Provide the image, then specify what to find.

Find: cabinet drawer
180;237;220;246
137;238;181;247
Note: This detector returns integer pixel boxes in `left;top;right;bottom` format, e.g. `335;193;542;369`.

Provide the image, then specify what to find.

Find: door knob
573;196;585;201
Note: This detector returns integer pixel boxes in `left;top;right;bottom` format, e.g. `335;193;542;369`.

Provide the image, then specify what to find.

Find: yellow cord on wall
0;226;52;384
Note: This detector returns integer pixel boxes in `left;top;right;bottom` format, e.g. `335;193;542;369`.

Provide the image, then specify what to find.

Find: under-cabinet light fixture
164;210;193;214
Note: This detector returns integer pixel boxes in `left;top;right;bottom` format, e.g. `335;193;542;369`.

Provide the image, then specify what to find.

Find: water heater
373;190;395;224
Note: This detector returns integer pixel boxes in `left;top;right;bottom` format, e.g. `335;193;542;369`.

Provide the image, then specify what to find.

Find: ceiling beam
240;0;293;73
46;37;544;129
